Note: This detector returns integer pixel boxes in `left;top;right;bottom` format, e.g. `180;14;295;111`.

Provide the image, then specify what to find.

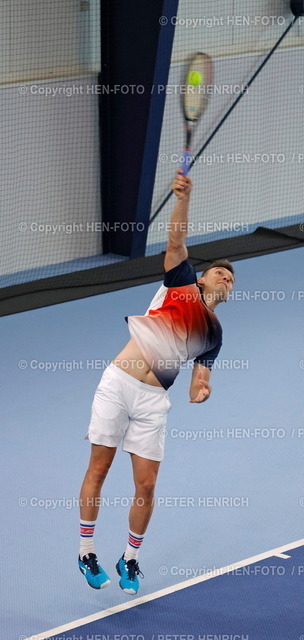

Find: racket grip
180;148;191;176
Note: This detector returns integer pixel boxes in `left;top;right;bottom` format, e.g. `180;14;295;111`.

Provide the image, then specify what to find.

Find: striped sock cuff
80;521;96;538
128;530;144;549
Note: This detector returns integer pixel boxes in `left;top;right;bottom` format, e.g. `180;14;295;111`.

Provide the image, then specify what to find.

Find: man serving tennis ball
78;170;235;594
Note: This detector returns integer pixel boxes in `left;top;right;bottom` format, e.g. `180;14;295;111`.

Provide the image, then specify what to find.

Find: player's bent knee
135;479;157;496
87;466;108;486
89;457;113;483
88;444;116;481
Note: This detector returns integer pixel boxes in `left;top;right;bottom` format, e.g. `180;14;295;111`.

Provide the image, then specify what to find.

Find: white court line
25;537;304;640
274;553;291;559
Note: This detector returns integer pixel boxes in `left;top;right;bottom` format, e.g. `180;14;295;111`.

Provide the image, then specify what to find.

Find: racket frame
181;52;213;175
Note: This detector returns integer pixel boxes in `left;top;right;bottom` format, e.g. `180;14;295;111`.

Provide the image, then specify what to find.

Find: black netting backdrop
1;1;303;315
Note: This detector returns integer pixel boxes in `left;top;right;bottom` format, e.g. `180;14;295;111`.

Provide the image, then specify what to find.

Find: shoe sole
79;566;111;590
119;585;137;594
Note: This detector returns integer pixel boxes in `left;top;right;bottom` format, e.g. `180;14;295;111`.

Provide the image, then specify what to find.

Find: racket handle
180;148;191;176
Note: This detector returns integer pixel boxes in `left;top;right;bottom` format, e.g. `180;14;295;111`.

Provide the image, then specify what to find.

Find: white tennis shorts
86;363;172;461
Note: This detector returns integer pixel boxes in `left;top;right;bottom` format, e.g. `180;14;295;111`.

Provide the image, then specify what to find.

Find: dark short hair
202;259;235;280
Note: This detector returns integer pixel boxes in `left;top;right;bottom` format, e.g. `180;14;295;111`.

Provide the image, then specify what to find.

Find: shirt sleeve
164;259;197;288
194;339;222;371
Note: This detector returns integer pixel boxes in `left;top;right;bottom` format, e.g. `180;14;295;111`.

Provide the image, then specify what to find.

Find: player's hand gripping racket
181;52;213;176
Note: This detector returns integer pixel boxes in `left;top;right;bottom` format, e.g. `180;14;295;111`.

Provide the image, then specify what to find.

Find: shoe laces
84;553;100;576
125;558;144;581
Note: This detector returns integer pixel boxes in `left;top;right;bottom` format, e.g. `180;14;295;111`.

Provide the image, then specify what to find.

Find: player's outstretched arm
164;170;193;272
189;362;212;403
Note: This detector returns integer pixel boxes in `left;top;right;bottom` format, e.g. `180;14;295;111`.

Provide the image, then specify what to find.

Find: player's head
197;259;235;308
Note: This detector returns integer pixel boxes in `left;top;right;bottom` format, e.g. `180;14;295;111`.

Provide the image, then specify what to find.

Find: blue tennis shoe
116;554;144;594
78;553;110;589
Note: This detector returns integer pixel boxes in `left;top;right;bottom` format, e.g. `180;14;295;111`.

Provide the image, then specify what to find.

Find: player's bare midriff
112;337;163;387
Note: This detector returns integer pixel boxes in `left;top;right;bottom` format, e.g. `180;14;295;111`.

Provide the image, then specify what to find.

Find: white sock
124;530;144;562
79;520;96;560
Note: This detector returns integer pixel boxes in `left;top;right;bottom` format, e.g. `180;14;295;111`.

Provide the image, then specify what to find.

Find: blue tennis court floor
25;539;304;640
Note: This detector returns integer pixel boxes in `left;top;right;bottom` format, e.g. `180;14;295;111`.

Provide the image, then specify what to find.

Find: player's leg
80;443;116;522
79;363;130;589
129;453;160;534
116;454;160;594
78;444;116;589
112;364;171;593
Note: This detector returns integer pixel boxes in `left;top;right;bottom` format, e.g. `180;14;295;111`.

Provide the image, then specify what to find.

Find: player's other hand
172;169;192;200
189;370;212;403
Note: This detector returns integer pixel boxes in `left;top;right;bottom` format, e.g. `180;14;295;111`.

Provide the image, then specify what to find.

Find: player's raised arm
164;170;193;272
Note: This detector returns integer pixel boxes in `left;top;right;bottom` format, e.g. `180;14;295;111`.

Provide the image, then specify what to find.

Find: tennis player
78;170;235;594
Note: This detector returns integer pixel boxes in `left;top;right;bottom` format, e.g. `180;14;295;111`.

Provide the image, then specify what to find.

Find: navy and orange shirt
126;259;223;390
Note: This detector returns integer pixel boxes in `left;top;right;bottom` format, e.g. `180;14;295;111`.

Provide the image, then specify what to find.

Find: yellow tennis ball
188;71;202;86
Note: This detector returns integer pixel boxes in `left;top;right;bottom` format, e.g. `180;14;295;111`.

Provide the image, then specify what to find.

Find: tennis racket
180;52;213;175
